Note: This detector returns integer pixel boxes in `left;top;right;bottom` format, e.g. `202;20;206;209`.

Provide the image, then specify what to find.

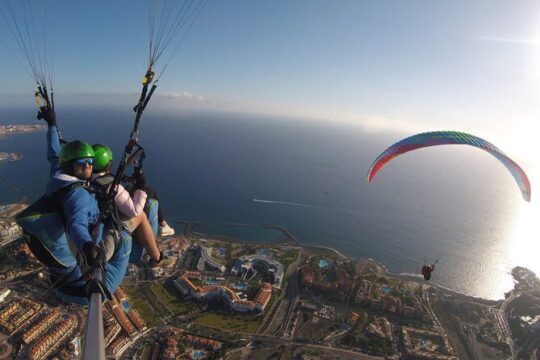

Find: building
106;334;130;359
355;280;376;305
0;298;42;334
253;282;272;308
29;316;77;360
401;326;457;360
0;301;20;321
231;255;284;289
383;296;402;314
107;301;137;336
126;308;147;331
185;271;202;279
0;289;10;302
180;333;222;352
346;311;360;326
196;256;206;271
300;266;350;296
163;335;180;359
174;273;272;313
23;309;61;344
104;322;122;348
366;316;393;340
200;247;226;273
114;288;128;302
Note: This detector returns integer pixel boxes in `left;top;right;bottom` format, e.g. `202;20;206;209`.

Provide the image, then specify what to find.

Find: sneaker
159;224;175;236
148;252;176;270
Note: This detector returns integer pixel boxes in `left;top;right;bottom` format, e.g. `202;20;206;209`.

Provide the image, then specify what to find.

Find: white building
201;247;226;273
0;289;11;302
231;255;284;289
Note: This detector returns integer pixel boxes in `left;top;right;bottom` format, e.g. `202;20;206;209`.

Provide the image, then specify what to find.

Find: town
0;124;45;163
0;124;46;138
1;203;540;359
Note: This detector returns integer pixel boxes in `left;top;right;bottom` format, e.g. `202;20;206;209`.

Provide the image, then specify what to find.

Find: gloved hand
37;107;56;126
82;242;102;267
134;170;147;191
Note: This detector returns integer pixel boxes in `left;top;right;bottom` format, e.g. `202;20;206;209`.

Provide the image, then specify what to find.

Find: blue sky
1;0;540;162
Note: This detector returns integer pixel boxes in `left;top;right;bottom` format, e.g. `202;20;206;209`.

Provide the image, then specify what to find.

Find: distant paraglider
367;131;531;202
421;260;437;281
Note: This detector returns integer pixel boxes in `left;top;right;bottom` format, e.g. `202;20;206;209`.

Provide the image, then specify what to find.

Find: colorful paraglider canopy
367;131;531;202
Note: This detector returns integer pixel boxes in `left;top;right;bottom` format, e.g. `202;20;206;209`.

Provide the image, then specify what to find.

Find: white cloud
326;111;424;134
475;36;540;45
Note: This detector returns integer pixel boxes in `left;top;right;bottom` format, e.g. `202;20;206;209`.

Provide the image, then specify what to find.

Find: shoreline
1;211;518;303
386;270;503;304
178;220;299;244
174;219;515;302
300;244;507;303
0;152;23;162
300;244;349;260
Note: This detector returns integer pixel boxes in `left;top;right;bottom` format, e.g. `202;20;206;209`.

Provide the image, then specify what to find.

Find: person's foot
148;251;175;271
159;223;175;236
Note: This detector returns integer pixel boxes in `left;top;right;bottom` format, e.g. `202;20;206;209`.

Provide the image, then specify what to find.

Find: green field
150;281;193;315
122;285;162;328
194;312;261;333
279;248;300;272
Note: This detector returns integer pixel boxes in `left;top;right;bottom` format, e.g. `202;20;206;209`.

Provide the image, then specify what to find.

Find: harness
17;181;101;296
90;174;125;234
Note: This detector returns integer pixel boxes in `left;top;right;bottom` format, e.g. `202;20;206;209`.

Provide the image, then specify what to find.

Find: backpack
15;182;88;270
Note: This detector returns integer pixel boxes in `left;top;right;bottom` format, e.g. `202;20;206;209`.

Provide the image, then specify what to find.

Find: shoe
148;252;176;270
159;224;175;236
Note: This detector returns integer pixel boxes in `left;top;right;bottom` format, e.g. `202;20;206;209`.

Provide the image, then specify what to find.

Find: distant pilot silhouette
422;263;436;281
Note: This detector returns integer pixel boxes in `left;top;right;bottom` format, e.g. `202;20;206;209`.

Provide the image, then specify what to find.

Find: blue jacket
45;126;100;251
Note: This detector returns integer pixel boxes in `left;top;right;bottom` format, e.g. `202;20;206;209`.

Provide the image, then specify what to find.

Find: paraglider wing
367;131;531;202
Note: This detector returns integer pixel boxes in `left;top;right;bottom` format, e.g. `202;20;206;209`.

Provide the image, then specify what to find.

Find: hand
134;170;147;190
82;242;102;267
37;107;56;126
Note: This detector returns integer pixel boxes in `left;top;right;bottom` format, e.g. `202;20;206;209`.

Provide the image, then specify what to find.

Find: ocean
0;105;536;300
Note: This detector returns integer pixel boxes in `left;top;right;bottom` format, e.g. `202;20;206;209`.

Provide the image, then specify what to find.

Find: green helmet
60;140;95;173
92;144;114;172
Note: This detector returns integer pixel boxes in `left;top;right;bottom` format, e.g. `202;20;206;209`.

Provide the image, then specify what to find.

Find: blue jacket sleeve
47;125;62;176
62;187;96;251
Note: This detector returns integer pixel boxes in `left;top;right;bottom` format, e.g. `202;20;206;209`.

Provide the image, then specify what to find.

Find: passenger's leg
105;230;132;294
144;188;173;234
145;198;159;237
132;214;160;261
129;198;159;264
144;187;163;223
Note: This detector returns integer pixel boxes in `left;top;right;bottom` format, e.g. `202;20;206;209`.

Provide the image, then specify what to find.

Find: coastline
302;243;504;303
1;207;514;303
173;220;512;302
0;152;23;162
301;243;348;260
387;271;503;304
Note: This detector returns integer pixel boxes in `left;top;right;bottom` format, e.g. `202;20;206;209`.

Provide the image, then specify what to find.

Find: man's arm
62;187;95;251
47;125;62;176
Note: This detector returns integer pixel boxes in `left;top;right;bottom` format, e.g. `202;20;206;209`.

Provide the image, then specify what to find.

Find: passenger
91;144;173;272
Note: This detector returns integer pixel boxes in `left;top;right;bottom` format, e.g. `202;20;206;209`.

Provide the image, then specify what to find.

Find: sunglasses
74;158;94;166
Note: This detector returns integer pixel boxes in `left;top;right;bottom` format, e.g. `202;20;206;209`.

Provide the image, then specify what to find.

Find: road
258;250;301;337
224;333;385;359
275;270;299;337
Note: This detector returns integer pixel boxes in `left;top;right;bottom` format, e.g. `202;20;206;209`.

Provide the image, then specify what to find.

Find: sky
1;0;540;164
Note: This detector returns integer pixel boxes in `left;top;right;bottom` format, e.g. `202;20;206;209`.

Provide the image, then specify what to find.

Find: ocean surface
0;106;537;300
